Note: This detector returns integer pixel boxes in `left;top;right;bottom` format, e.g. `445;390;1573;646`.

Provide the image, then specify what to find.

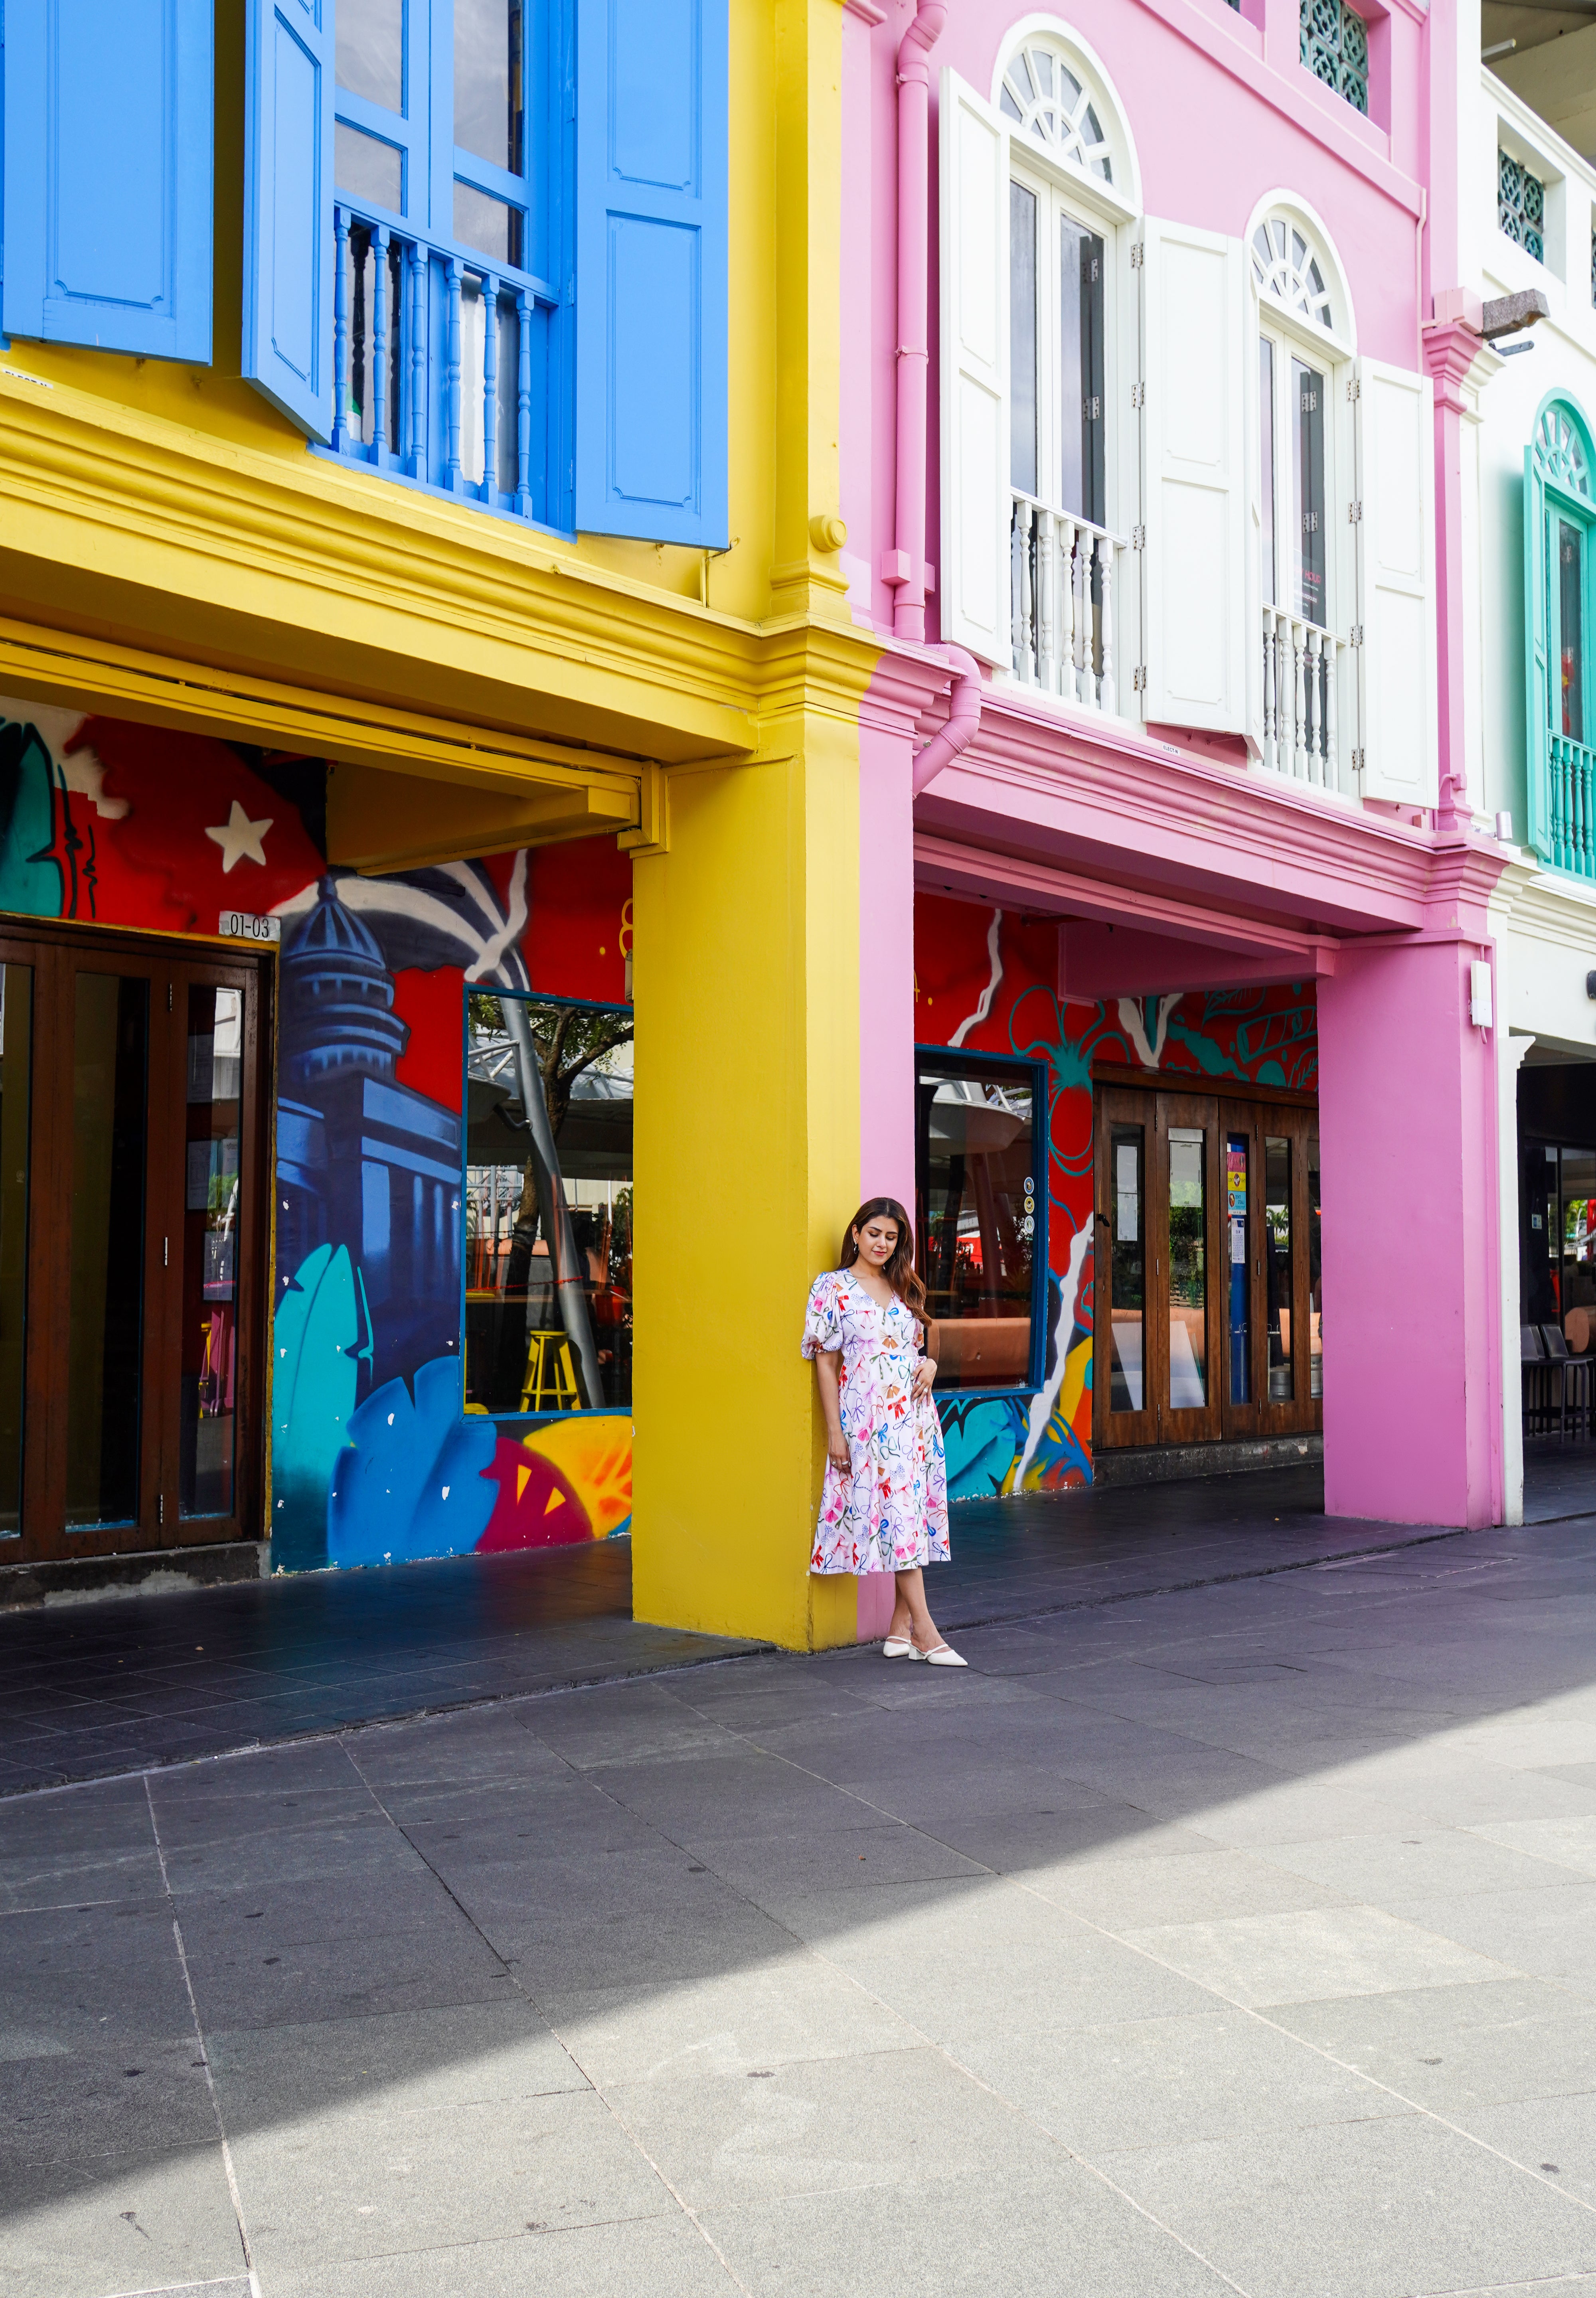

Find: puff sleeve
801;1272;844;1359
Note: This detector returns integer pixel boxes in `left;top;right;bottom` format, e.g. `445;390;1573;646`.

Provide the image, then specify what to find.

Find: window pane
1060;219;1105;525
1226;1133;1249;1404
465;995;633;1413
66;975;147;1528
1168;1124;1207;1408
1562;1146;1596;1328
1259;337;1276;608
336;120;402;211
0;967;31;1538
1561;519;1585;742
337;0;403;112
456;0;524;174
1308;1133;1323;1400
1009;182;1038;496
1293;356;1326;626
454;180;524;268
1109;1124;1144;1413
1264;1135;1294;1402
917;1055;1037;1392
181;988;242;1520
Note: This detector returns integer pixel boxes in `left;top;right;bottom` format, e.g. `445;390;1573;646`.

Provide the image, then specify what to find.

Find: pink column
1317;853;1505;1530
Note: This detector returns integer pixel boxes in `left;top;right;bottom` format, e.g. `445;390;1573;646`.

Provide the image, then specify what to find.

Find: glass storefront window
180;988;242;1518
66;974;148;1528
1109;1123;1144;1413
464;993;633;1414
0;967;30;1538
1265;1134;1294;1402
1167;1124;1207;1408
916;1050;1041;1392
1226;1133;1249;1405
1308;1132;1323;1400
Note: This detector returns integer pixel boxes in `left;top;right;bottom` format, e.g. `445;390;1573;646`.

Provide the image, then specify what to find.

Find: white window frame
1246;208;1357;785
990;26;1140;713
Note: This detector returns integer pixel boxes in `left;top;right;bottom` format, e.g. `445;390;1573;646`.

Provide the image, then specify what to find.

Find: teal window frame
1525;394;1596;877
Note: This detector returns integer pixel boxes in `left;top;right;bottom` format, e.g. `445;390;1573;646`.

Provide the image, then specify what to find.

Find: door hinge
163;1236;169;1269
1131;523;1146;551
1084;395;1101;421
1130;240;1144;269
167;982;174;1011
1346;375;1361;402
158;1493;165;1527
1348;500;1363;523
1351;746;1367;774
1132;664;1149;693
1302;510;1319;533
1349;622;1364;646
1300;389;1318;413
1130;380;1146;409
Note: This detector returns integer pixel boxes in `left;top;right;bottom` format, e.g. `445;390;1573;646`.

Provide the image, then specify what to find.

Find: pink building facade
836;0;1513;1569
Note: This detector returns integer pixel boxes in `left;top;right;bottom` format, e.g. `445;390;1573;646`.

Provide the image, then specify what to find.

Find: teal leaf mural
272;1243;361;1570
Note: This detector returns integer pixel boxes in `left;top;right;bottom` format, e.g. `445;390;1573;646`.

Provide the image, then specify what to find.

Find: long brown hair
839;1196;926;1318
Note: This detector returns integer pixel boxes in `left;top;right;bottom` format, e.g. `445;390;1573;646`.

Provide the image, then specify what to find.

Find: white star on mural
204;800;274;873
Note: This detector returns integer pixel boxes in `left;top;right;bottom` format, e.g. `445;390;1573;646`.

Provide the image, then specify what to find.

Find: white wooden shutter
1140;219;1247;732
938;69;1010;667
1353;357;1438;806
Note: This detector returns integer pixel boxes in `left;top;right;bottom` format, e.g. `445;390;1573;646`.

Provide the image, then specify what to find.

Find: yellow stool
521;1329;580;1414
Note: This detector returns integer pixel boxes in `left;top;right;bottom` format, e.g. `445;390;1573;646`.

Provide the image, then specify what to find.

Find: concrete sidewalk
0;1461;1473;1797
5;1506;1596;2295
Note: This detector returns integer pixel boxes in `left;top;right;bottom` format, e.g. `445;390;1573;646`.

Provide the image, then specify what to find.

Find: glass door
1157;1094;1223;1446
0;930;266;1567
1095;1089;1157;1447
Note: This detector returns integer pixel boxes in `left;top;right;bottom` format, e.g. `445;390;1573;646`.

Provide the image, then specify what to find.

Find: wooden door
0;928;268;1566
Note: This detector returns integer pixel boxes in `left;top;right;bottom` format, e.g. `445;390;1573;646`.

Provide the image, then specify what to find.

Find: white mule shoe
882;1635;915;1659
911;1640;968;1668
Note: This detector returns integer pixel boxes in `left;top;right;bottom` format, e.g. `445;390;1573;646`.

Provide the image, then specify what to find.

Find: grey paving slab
1458;2091;1596;2205
1021;1843;1350;1929
1122;1903;1516;2008
1096;2112;1596;2298
260;2211;735;2298
1270;1975;1596;2112
1387;1880;1596;1989
0;2141;245;2298
233;2087;672;2274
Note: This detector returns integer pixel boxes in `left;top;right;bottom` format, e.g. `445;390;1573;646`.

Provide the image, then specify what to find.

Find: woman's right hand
826;1430;851;1477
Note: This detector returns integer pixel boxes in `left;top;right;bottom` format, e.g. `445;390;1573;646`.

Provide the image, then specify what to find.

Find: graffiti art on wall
0;699;635;1572
914;895;1318;1501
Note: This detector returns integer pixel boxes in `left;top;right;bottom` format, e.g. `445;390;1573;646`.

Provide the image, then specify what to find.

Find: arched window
1250;215;1335;334
999;43;1113;183
1526;397;1596;875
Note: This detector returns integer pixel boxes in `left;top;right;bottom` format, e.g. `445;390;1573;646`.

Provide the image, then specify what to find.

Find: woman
802;1198;964;1665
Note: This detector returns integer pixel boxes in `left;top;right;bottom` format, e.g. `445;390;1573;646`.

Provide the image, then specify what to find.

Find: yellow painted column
631;687;863;1648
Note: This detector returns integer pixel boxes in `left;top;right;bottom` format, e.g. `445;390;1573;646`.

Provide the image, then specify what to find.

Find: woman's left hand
913;1357;937;1396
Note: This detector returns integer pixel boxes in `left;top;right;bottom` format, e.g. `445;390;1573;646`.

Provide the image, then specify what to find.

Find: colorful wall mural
914;895;1319;1502
0;699;634;1572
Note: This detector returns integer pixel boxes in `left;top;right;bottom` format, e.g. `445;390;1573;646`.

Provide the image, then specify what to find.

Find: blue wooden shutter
1525;445;1551;861
242;0;335;440
2;0;213;361
575;0;728;543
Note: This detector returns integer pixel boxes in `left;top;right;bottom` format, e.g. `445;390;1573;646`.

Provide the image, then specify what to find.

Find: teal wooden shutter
243;0;335;440
575;0;728;543
2;0;213;360
1525;444;1552;861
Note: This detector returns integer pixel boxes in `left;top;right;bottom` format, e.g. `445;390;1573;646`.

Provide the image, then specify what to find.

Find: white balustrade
1259;605;1345;789
1009;492;1124;716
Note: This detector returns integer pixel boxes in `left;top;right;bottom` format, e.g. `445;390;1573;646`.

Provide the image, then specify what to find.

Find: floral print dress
802;1269;950;1575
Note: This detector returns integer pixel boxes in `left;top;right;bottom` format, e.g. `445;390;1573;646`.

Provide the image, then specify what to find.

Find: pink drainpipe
913;647;983;793
888;0;945;643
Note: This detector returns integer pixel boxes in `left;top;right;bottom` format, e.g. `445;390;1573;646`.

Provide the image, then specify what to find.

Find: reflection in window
1010;182;1038;497
337;0;403;113
1168;1124;1207;1408
1265;1135;1294;1402
1259;337;1276;608
1561;520;1585;743
464;995;633;1414
1061;219;1106;527
66;975;147;1528
0;967;30;1537
1308;1133;1323;1399
181;988;242;1519
1294;356;1326;626
1109;1124;1144;1412
1226;1133;1249;1405
915;1052;1039;1392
